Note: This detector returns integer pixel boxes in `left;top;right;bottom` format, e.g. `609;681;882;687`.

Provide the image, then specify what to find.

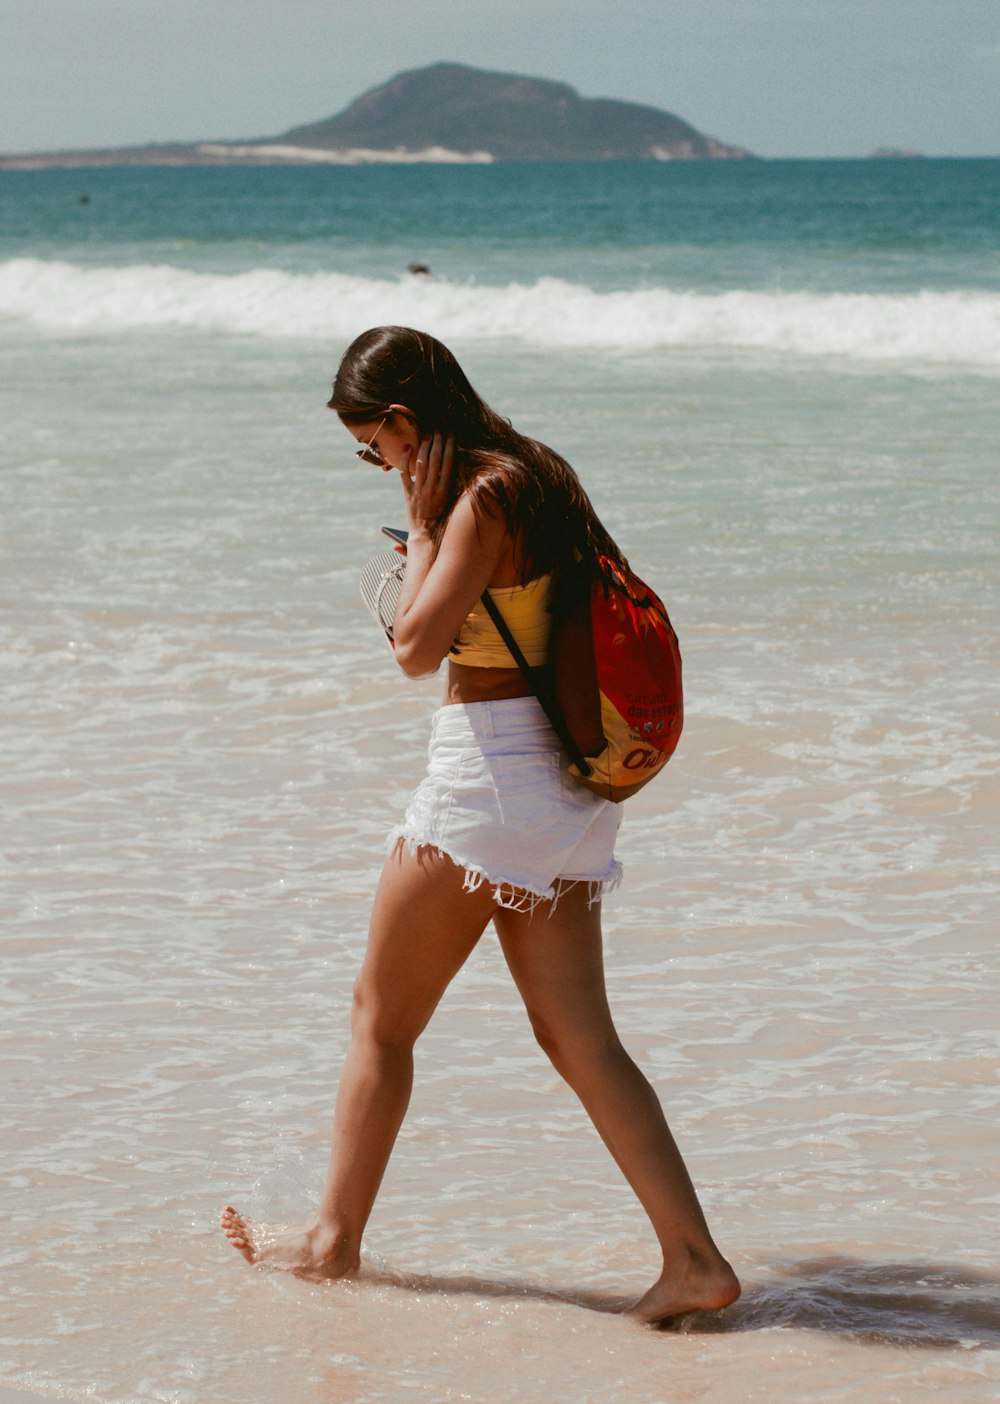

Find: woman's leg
222;841;497;1278
493;884;740;1323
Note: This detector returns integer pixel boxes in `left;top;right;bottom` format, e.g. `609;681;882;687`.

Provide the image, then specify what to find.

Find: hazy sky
3;0;999;158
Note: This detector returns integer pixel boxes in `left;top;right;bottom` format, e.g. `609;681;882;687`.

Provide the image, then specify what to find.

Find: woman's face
349;410;421;472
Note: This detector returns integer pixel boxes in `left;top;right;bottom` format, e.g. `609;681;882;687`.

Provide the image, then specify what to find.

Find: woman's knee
348;976;410;1051
528;1011;624;1083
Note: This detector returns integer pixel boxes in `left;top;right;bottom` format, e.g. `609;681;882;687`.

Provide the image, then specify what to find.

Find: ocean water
1;160;998;1403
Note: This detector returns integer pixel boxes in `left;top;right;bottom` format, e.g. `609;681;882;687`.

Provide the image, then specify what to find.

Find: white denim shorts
388;696;622;914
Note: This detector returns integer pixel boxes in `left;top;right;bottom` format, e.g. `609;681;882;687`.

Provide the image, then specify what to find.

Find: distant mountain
277;63;753;162
0;62;752;168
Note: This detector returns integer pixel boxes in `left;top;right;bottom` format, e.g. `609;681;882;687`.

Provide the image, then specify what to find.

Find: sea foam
2;258;999;367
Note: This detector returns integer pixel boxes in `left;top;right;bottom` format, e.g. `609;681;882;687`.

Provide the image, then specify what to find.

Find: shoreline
2;151;995;172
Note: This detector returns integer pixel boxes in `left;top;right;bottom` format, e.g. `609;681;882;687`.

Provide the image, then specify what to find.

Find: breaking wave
2;257;999;366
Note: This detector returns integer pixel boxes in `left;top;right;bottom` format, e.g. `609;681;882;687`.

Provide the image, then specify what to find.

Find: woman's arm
391;434;509;678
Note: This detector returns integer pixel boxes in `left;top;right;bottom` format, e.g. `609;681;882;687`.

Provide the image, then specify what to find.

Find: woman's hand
399;431;454;538
389;490;508;680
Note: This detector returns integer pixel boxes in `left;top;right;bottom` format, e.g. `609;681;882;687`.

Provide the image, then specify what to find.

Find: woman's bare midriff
444;660;535;705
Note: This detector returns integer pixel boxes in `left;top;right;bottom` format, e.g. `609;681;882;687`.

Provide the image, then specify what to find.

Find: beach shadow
358;1258;624;1316
364;1256;1000;1350
675;1257;1000;1349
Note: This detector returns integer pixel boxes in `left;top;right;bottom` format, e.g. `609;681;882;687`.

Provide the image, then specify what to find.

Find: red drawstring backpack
482;555;683;803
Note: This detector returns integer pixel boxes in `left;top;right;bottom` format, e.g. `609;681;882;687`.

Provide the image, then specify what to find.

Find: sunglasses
354;415;389;466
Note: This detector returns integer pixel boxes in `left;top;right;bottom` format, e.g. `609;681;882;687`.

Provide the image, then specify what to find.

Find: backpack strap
478;590;594;779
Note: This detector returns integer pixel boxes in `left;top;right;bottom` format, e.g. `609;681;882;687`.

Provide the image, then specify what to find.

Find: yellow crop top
450;573;554;669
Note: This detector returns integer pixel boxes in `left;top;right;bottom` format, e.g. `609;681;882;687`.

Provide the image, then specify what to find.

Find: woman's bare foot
627;1250;741;1326
220;1206;360;1282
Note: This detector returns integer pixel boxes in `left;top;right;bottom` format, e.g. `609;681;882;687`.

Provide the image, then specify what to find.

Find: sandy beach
2;160;998;1401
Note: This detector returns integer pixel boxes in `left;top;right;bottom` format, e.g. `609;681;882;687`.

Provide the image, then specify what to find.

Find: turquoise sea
1;160;998;1403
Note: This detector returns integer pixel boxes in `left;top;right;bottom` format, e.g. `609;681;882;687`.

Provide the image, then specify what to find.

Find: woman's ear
388;403;418;424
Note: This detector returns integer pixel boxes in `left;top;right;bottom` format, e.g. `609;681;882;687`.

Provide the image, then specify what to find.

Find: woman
221;326;739;1325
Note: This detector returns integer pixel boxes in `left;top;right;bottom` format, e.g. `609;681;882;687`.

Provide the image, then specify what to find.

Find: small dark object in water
79;193;91;205
407;261;431;277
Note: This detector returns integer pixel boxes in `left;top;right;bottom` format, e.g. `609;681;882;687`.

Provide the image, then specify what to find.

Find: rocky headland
0;62;753;168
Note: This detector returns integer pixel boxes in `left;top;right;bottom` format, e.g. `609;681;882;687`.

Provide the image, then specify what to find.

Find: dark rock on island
866;147;926;160
0;62;752;168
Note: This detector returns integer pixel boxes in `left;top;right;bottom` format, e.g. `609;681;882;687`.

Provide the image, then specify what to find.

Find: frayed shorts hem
387;697;621;918
387;828;623;918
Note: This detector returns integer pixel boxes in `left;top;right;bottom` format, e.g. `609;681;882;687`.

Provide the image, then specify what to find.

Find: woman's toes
220;1207;256;1263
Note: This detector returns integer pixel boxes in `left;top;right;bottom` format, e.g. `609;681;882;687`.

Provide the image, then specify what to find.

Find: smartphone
381;526;409;546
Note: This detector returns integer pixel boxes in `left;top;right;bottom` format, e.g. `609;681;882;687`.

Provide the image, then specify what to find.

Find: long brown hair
328;326;626;605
